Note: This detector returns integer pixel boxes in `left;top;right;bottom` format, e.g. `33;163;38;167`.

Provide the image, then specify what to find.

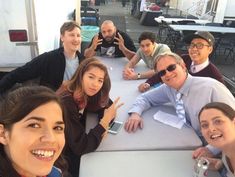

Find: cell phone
108;121;123;134
98;32;103;40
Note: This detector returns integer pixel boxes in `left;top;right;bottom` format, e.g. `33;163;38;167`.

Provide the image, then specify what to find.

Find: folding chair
177;20;196;25
218;33;235;64
157;20;168;43
165;23;183;52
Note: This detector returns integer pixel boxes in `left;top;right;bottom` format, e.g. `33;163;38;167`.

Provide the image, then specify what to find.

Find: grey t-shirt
63;56;79;81
136;43;171;69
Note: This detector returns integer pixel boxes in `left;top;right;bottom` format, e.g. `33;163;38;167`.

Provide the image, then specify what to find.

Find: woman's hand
206;157;223;171
192;147;214;159
100;97;124;129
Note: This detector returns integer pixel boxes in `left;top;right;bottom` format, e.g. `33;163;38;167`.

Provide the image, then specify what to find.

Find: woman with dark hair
0;86;66;177
197;102;235;177
57;57;123;177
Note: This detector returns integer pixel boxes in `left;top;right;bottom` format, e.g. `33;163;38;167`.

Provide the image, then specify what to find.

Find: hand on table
122;67;137;80
138;83;150;92
124;113;143;133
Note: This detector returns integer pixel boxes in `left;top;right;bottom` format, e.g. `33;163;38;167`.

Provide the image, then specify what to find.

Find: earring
0;125;8;145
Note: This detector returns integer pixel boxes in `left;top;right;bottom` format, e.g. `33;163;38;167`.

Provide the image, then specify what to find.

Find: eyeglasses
187;43;210;49
157;64;177;77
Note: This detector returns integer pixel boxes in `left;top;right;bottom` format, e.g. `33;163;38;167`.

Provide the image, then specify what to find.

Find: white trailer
0;0;77;73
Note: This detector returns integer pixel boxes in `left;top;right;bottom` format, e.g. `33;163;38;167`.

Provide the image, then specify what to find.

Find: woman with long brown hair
57;57;123;177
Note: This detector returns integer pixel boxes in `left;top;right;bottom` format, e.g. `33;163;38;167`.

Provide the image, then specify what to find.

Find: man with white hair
84;20;136;60
125;52;235;158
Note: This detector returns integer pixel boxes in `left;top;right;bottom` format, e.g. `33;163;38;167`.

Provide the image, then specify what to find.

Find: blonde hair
154;52;185;72
60;21;80;35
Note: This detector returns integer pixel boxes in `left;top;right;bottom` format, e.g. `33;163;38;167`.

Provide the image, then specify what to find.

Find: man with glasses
84;20;136;60
138;31;224;92
125;52;234;157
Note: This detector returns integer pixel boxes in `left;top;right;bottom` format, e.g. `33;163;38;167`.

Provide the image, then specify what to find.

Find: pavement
93;0;157;44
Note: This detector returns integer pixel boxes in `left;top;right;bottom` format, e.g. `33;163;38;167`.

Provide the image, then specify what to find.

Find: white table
169;24;235;33
154;17;210;24
0;63;24;72
86;57;202;151
0;67;15;72
80;150;221;177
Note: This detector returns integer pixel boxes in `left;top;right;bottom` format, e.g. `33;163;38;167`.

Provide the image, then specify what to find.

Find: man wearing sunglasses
138;31;224;92
125;52;235;157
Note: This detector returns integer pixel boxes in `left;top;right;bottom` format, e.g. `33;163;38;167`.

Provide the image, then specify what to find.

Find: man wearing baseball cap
184;31;215;46
183;31;224;82
138;31;225;92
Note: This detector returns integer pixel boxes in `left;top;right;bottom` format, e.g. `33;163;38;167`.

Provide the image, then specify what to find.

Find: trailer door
0;0;38;69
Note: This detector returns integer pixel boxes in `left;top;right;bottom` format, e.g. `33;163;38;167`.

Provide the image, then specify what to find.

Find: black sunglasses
157;64;177;77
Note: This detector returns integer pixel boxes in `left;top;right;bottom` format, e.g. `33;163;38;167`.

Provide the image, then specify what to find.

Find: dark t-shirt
89;29;136;57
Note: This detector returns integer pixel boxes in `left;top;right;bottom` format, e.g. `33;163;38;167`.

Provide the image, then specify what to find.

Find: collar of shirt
191;59;209;73
150;43;158;57
171;74;194;98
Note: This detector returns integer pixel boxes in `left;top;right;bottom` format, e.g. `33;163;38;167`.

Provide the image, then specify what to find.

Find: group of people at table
0;19;234;177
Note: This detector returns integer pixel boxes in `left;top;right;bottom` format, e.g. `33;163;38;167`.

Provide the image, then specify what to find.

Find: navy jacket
0;47;84;93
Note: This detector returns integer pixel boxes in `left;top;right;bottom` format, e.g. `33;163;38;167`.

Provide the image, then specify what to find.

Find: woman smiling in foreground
199;102;235;177
0;86;65;177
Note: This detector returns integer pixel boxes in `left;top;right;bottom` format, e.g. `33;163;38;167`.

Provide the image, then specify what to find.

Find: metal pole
76;0;81;52
76;0;81;25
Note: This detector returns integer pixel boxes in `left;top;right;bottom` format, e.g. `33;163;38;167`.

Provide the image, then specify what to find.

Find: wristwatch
137;73;141;79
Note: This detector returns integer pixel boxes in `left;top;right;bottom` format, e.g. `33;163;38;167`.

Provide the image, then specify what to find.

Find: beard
104;33;116;43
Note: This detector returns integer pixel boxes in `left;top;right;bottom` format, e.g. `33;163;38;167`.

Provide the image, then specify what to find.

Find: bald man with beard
84;20;136;60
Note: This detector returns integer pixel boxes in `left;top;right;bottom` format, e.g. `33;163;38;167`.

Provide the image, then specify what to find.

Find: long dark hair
0;86;65;177
58;57;111;111
199;102;235;121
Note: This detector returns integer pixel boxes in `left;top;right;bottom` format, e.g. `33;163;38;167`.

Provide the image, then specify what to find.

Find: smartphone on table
108;121;123;134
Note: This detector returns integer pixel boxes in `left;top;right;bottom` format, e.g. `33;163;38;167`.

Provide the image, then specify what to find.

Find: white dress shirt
129;74;235;154
190;59;209;73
